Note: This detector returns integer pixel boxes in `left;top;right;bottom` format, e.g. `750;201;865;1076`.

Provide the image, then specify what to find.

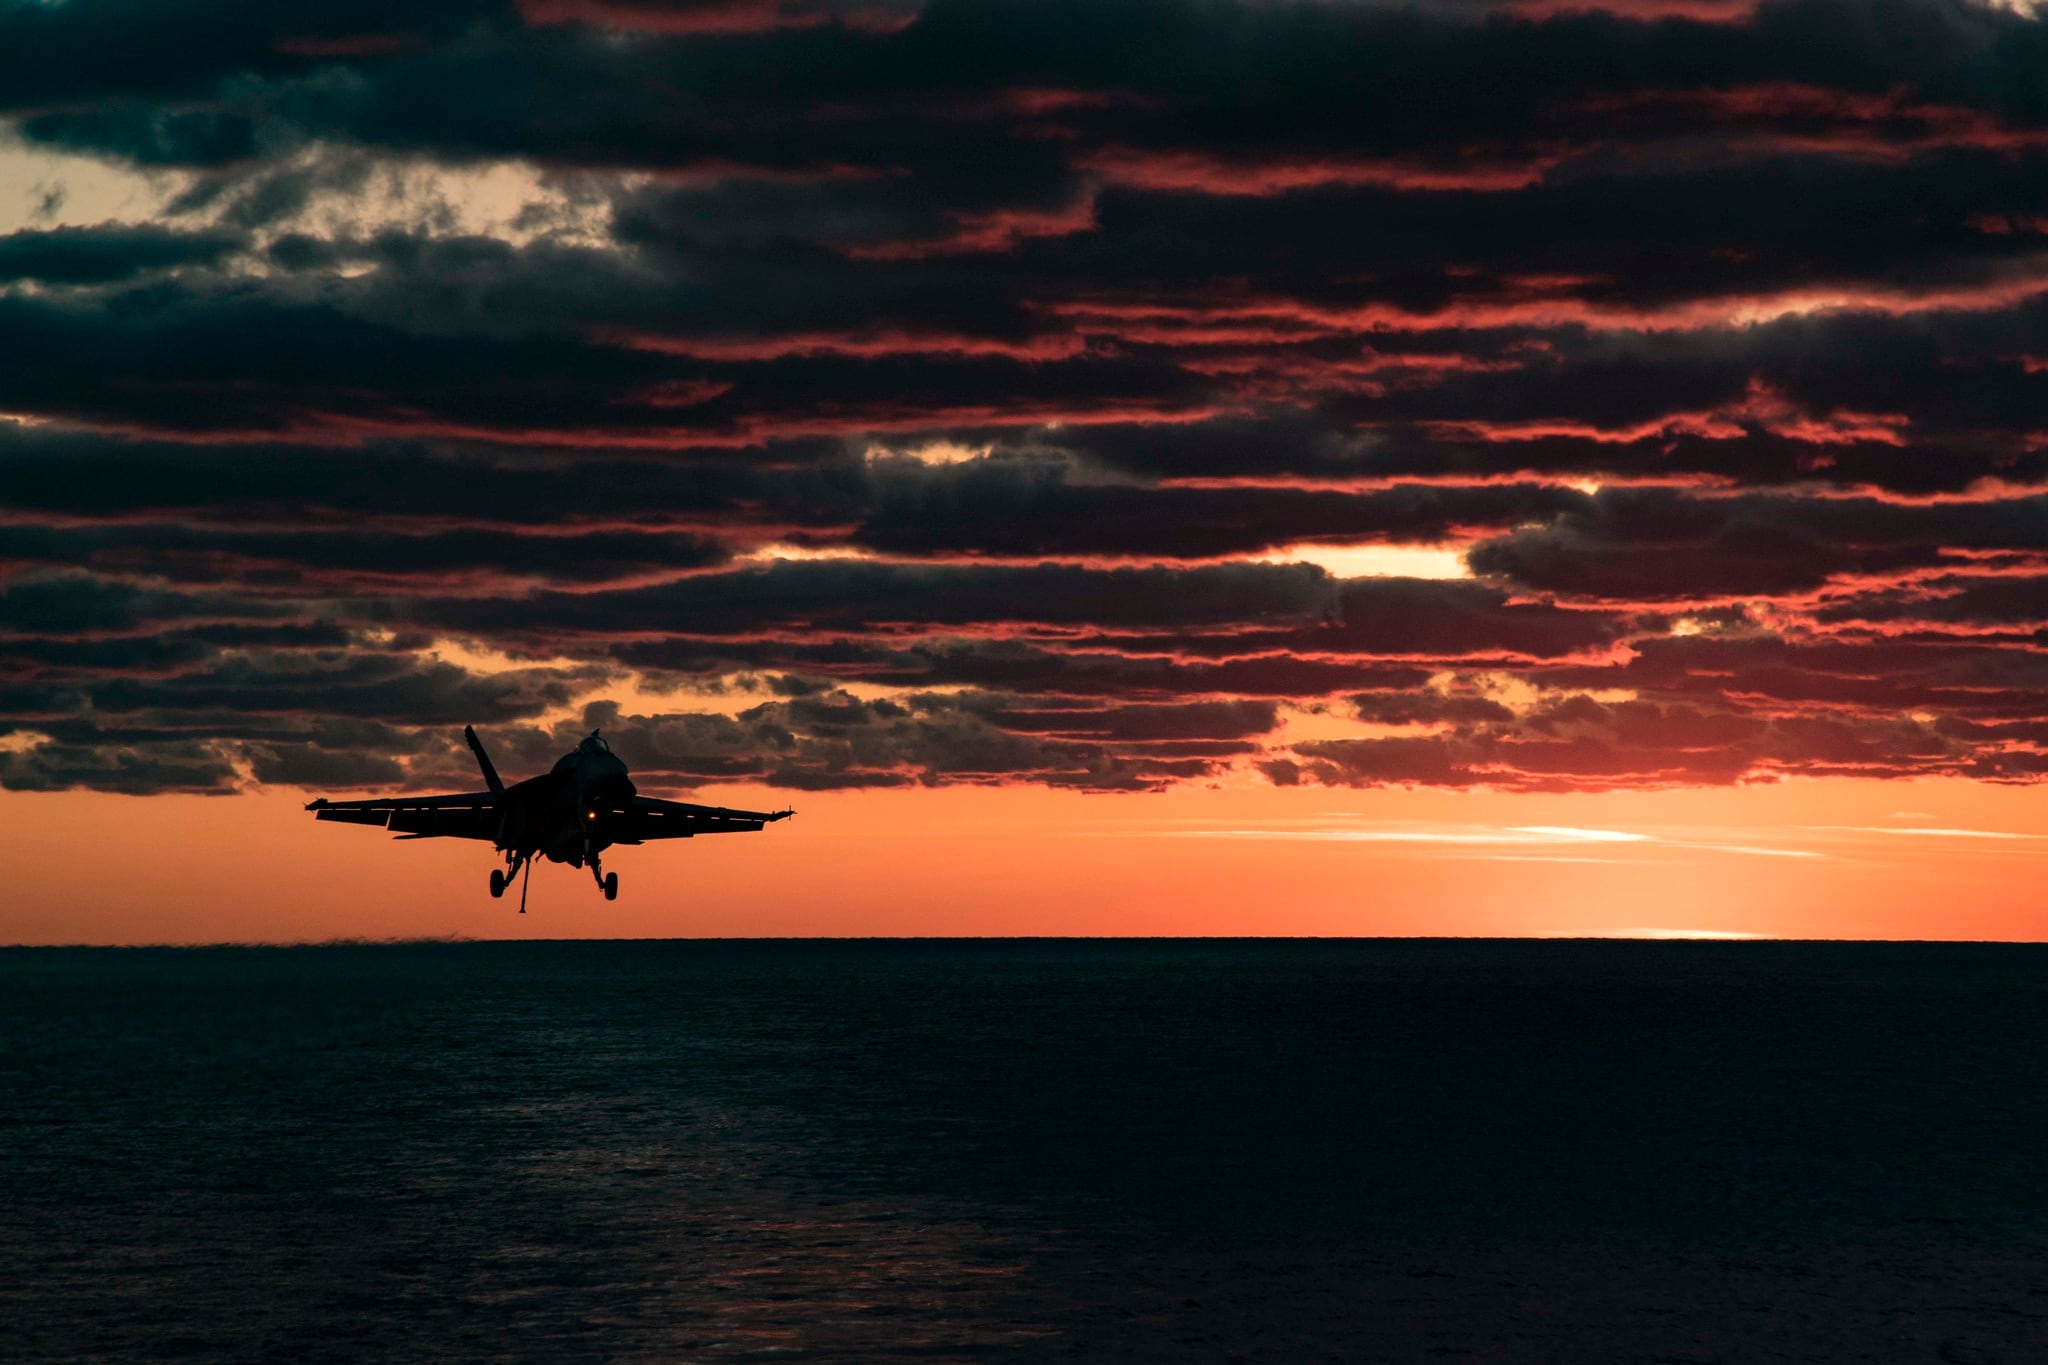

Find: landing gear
493;850;533;913
603;871;619;901
590;850;619;901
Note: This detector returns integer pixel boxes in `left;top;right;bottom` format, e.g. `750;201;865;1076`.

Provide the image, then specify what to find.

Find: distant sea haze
7;939;2046;1361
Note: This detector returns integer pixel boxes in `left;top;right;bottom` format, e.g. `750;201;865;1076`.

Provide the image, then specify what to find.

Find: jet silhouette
305;726;792;911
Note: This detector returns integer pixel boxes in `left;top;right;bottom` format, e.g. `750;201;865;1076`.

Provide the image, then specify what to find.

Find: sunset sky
6;0;2048;942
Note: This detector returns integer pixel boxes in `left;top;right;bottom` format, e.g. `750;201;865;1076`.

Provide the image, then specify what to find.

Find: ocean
5;939;2046;1361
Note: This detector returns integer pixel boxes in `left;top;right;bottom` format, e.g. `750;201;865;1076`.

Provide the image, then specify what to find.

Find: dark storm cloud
1546;634;2048;715
1308;578;1626;659
1293;697;1966;790
1069;149;2048;316
76;651;607;725
407;559;1340;639
0;225;242;283
947;695;1281;743
0;1;494;114
0;426;863;525
11;0;2048;792
0;520;732;589
453;693;1234;793
0;424;1575;565
855;454;1587;558
1810;574;2048;629
20;106;262;167
0;288;691;440
0;623;352;681
0;572;288;635
246;743;410;788
610;633;1438;701
0;736;239;794
28;0;2032;170
1466;488;2048;601
1336;425;2048;500
0;283;1218;445
402;566;1603;668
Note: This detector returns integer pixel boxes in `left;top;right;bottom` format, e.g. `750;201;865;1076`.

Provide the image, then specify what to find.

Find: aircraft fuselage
497;740;638;866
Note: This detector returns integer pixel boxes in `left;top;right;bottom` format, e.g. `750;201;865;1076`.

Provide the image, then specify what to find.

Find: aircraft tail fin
464;725;505;794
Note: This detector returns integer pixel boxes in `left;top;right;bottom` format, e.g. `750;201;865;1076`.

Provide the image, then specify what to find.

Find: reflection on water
3;942;1063;1360
6;940;2048;1360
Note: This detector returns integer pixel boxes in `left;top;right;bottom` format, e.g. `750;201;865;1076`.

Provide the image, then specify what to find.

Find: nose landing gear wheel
603;871;619;901
489;868;506;898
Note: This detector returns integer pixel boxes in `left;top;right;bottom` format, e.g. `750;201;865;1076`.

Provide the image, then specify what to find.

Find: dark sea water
5;940;2048;1362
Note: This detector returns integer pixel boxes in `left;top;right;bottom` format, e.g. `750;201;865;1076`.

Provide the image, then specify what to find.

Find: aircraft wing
605;795;794;843
305;791;500;840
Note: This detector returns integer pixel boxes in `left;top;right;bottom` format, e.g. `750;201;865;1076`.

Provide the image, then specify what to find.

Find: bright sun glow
1581;928;1777;940
1254;542;1471;579
865;440;993;466
741;542;879;562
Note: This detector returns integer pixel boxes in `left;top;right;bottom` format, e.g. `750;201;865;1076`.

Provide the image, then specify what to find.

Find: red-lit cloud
8;0;2048;799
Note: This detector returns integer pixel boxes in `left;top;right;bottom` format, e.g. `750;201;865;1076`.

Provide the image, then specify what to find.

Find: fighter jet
304;726;792;911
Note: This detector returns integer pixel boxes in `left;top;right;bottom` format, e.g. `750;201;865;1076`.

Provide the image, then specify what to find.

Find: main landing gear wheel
489;868;506;898
603;871;619;901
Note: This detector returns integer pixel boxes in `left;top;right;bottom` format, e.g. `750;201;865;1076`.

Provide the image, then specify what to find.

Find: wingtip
304;798;327;810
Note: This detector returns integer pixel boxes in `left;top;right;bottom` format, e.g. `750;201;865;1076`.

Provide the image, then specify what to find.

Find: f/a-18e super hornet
305;727;792;911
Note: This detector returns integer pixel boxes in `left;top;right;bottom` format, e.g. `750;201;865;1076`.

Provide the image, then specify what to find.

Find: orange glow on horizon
7;776;2044;945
